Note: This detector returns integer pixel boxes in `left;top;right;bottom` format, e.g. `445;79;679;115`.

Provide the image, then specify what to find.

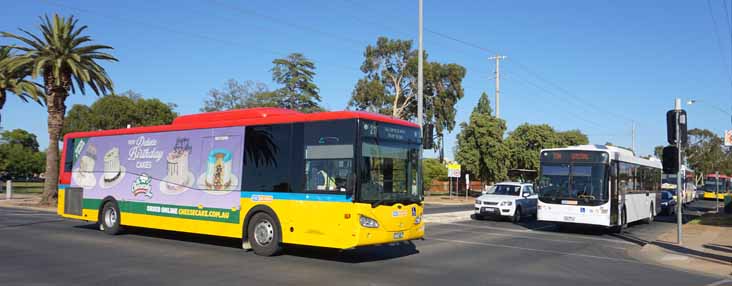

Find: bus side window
63;138;75;172
243;124;292;192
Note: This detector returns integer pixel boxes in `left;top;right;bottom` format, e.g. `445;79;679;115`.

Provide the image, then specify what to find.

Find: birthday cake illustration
72;144;97;188
160;138;194;195
100;147;126;188
198;148;238;195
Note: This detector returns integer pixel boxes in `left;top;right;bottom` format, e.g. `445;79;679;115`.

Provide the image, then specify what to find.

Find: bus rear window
63;138;75;172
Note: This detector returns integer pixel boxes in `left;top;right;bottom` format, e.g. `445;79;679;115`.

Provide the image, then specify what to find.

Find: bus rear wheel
247;212;283;256
645;205;654;224
100;201;122;235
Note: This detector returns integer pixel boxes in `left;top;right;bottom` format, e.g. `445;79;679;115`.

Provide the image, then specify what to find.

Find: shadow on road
74;223;419;262
653;240;732;265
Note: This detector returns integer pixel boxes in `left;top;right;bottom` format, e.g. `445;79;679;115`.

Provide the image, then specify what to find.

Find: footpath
637;212;732;279
0;193;55;212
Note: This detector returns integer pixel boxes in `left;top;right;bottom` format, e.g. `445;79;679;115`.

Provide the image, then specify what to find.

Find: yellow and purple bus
57;108;424;256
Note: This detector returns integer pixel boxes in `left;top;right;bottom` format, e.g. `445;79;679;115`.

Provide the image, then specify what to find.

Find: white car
474;182;538;223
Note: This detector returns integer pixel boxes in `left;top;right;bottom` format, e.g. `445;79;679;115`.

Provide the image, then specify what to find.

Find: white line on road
429;237;643;264
429;222;636;246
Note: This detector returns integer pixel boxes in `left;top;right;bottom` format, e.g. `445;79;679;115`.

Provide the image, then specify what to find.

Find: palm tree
0;46;44;126
2;14;117;205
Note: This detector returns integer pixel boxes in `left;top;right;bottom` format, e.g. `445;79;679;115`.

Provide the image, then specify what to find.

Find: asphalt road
0;201;726;286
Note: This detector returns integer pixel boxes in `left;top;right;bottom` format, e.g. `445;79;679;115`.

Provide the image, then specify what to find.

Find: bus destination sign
541;150;607;164
362;121;420;143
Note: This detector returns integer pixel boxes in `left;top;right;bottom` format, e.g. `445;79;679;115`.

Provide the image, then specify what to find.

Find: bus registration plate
393;232;404;240
563;216;575;222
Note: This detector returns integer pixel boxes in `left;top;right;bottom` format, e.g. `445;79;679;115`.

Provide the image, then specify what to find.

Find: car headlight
661;202;668;206
475;200;481;205
500;201;513;206
414;215;422;224
359;215;379;228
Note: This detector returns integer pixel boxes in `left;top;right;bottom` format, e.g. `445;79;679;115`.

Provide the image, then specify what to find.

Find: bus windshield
704;179;724;192
538;163;608;206
359;141;420;205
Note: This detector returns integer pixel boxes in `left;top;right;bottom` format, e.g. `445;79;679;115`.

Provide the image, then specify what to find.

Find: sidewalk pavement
424;195;475;206
0;193;55;213
636;215;732;279
423;210;474;223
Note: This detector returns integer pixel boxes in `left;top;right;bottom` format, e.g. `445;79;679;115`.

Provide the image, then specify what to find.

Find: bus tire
247;212;283;256
645;204;654;224
100;201;122;235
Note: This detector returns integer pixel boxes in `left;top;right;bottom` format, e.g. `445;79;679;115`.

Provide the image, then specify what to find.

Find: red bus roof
63;108;419;140
706;173;730;179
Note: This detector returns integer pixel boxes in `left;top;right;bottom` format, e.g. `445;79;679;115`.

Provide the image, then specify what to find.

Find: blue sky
2;0;731;160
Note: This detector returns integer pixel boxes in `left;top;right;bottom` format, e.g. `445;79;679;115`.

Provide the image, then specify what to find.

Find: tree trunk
439;134;445;163
39;90;66;206
0;89;6;126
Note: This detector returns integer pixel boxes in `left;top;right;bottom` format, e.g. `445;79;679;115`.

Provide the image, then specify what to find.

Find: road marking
429;237;643;264
429;222;636;245
705;279;732;286
426;226;629;250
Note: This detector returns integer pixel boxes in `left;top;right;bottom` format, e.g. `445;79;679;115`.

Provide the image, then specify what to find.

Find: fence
427;180;484;197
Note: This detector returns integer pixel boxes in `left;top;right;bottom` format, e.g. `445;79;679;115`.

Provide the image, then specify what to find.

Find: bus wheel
645;205;654;224
100;201;122;235
247;212;283;256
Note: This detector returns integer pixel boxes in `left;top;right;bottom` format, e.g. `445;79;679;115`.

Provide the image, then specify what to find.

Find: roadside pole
465;173;469;200
5;180;11;200
716;171;720;213
675;99;683;245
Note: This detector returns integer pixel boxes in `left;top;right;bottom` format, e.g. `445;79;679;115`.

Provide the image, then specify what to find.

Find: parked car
474;182;537;223
660;191;677;216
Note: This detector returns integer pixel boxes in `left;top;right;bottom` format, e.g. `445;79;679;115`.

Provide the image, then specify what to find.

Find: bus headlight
414;215;422;224
359;215;379;228
500;201;513;206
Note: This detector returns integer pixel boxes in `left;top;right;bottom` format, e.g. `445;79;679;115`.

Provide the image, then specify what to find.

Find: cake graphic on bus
72;144;97;188
100;147;126;189
197;148;238;195
160;138;194;195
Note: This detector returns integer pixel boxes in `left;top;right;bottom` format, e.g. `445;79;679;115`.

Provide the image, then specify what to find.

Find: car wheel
100;201;123;235
512;208;522;224
247;212;283;256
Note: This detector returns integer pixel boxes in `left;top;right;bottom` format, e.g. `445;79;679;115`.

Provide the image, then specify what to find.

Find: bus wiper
577;194;596;200
371;199;388;208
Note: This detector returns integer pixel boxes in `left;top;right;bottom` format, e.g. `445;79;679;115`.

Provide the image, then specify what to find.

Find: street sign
725;130;732;147
447;163;461;178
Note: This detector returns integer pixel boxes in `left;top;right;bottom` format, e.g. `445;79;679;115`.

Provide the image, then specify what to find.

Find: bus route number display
542;151;607;164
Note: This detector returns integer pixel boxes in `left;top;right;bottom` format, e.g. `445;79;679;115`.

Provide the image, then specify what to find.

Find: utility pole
631;121;636;154
675;98;683;245
488;55;506;118
417;0;424;198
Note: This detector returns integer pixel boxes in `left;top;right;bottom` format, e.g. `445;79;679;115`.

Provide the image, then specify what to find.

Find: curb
0;202;56;213
423;210;474;223
629;242;731;280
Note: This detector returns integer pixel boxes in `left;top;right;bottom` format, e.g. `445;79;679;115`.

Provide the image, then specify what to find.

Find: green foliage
506;124;590;171
654;145;664;158
201;79;272;112
0;128;39;151
62;91;177;136
422;158;448;190
455;93;509;183
0;46;44;126
0;129;45;179
270;53;322;113
686;128;727;176
349;37;466;159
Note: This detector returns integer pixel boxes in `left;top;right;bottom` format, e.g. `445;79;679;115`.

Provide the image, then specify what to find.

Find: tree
0;129;45;179
62;91;177;136
653;145;664;158
349;37;416;119
270;53;322;113
556;129;589;147
0;46;43;126
454;93;509;184
422;158;448;192
506;124;560;171
2;15;117;205
349;37;466;160
686;128;726;176
200;79;271;112
0;128;40;151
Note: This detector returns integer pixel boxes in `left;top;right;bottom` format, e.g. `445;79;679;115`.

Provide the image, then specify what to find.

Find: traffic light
662;145;679;174
666;110;688;147
422;123;434;150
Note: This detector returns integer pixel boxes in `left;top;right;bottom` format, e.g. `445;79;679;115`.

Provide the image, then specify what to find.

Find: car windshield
359;141;420;204
661;192;671;200
538;163;608;206
491;185;521;196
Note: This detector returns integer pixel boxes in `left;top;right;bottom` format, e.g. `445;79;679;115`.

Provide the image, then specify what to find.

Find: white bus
537;145;661;232
661;165;696;204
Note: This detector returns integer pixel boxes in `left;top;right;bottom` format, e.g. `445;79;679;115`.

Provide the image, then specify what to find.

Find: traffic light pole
675;99;683;245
